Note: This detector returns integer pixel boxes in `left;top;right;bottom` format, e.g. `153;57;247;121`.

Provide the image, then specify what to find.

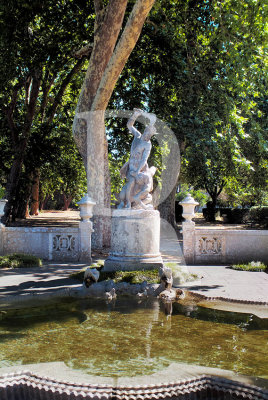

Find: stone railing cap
179;194;199;206
77;194;96;206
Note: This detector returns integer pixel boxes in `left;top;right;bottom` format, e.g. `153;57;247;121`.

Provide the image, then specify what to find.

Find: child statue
118;109;157;210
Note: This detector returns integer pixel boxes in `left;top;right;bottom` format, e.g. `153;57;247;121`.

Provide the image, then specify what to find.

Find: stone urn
179;194;199;223
77;194;96;221
0;199;7;221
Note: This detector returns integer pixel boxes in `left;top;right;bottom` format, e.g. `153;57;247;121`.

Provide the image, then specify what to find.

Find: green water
0;298;267;378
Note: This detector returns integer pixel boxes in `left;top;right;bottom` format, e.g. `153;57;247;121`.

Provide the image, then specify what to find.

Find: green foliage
175;185;209;207
1;0;267;221
109;153;127;206
70;266;160;285
39;123;87;207
0;0;94;217
231;261;267;272
109;0;267;215
0;253;42;269
0;186;5;199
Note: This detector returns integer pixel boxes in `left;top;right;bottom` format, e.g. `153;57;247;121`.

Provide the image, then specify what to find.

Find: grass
70;265;160;284
231;261;267;272
0;253;42;269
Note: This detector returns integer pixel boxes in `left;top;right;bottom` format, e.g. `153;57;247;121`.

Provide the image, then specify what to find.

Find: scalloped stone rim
0;371;267;400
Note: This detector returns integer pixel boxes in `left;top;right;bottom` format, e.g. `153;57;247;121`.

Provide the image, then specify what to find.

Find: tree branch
40;76;55;122
146;18;159;32
22;69;42;139
46;57;85;125
4;82;23;144
77;0;128;112
204;182;213;199
24;75;32;106
217;180;225;196
92;0;155;111
73;43;93;59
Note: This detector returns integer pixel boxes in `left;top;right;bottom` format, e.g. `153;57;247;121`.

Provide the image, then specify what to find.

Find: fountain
0;297;267;399
104;109;163;272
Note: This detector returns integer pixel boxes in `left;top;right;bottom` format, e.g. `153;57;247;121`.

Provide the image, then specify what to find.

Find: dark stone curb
189;291;268;306
0;371;267;400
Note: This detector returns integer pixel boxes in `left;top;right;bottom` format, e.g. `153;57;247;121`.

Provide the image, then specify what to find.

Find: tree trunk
205;183;225;222
2;143;27;224
30;168;40;215
73;0;155;248
2;70;41;224
86;111;111;248
13;170;33;220
158;185;178;228
156;130;181;228
63;193;73;210
25;200;30;218
39;194;49;211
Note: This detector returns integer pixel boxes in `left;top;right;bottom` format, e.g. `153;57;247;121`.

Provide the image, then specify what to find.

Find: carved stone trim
198;236;222;255
0;371;266;400
195;233;226;257
50;233;79;260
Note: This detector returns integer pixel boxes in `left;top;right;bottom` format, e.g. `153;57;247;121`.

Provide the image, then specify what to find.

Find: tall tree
108;0;267;224
73;0;155;247
0;0;94;223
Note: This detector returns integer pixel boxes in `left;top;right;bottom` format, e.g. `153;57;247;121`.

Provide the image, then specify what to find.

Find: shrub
231;261;267;272
0;253;42;269
243;206;268;227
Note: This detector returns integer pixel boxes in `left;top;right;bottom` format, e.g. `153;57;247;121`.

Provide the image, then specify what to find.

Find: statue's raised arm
127;108;143;138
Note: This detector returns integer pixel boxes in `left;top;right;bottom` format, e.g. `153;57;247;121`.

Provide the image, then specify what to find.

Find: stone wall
182;223;268;264
0;225;91;262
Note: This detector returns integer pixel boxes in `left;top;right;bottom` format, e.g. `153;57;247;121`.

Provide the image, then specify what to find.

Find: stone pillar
104;209;163;272
181;221;195;264
78;194;96;263
179;194;199;265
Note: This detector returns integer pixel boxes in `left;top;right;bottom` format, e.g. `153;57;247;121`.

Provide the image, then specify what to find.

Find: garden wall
0;225;91;262
182;224;268;265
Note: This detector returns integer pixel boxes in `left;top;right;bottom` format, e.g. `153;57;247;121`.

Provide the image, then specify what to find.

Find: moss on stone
70;266;160;284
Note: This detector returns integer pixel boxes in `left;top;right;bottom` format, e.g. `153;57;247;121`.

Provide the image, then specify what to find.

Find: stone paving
185;265;268;304
0;231;267;304
0;211;267;304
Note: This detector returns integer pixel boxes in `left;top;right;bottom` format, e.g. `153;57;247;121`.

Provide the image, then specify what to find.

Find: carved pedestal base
104;209;163;272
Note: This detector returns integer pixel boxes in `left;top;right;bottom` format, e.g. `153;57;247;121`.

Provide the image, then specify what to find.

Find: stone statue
118;109;157;210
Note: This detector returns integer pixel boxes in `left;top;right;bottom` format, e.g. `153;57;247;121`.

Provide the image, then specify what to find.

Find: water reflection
0;297;267;378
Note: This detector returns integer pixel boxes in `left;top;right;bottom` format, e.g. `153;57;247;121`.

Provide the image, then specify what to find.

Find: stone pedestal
179;194;199;265
104;209;163;271
181;221;195;264
78;194;96;263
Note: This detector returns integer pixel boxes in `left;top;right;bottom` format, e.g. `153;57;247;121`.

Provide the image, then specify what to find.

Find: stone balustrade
180;195;268;264
0;194;95;262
